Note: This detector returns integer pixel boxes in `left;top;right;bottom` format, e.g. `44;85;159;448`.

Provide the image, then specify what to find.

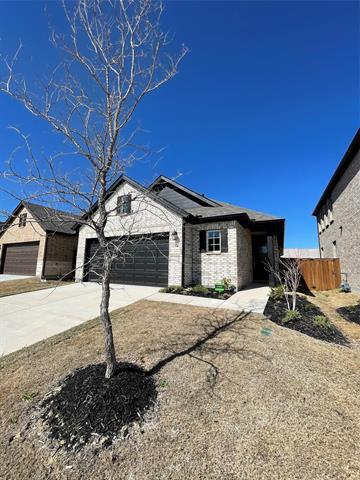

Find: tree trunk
100;258;117;379
292;291;297;311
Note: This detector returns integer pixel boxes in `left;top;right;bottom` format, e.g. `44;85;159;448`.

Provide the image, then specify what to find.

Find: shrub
270;285;285;300
222;277;232;290
313;315;331;329
159;285;184;294
191;284;209;295
282;309;302;324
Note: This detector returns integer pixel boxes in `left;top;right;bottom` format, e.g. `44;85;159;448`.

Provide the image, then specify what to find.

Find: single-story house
0;201;78;279
313;128;360;290
75;175;285;289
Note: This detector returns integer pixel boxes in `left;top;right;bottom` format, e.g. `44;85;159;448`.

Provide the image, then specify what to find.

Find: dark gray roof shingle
186;200;280;222
24;202;79;234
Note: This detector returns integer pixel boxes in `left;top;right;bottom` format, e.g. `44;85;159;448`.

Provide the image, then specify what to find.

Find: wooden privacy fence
298;258;341;291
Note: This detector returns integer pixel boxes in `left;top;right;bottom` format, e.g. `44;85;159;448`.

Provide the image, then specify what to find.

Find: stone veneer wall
317;150;360;290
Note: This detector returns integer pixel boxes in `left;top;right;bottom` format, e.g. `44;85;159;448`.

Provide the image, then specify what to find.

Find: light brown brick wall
317;150;360;290
0;206;46;276
43;234;78;279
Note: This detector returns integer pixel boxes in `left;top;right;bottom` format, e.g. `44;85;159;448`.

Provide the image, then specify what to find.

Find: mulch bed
264;295;349;346
41;362;157;451
161;287;233;300
336;304;360;325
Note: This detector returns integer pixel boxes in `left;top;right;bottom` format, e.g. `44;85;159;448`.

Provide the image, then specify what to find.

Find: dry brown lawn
0;277;69;298
1;300;360;480
308;289;360;347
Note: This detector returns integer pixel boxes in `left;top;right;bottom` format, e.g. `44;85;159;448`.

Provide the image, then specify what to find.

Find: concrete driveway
0;283;159;356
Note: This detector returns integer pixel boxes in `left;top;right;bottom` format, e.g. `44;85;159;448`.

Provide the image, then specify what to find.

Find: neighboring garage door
86;233;169;287
1;242;39;276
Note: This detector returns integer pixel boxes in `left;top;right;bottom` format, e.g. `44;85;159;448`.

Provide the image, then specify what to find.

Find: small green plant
9;416;18;424
282;310;302;324
21;391;38;402
191;284;209;295
302;303;313;312
270;285;285;300
222;277;232;290
159;379;168;389
313;315;332;329
159;285;184;294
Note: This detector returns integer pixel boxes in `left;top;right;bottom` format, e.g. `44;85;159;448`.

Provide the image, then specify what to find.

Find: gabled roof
0;201;79;236
313;129;360;216
81;174;190;222
80;173;283;230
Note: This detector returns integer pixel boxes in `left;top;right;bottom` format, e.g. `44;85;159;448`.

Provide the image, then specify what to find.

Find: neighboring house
0;202;78;278
75;175;285;289
313;129;360;290
282;248;320;258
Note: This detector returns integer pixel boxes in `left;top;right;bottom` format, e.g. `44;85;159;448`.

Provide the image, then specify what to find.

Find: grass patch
0;278;70;298
1;300;360;479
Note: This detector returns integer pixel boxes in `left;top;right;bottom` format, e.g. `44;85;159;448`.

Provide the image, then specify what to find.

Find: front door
252;235;269;282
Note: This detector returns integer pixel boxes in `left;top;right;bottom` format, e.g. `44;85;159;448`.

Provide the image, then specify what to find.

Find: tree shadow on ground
40;309;268;450
146;309;271;397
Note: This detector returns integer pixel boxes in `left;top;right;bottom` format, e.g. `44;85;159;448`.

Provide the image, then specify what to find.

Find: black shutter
117;196;123;214
199;230;206;252
125;194;131;214
221;229;228;252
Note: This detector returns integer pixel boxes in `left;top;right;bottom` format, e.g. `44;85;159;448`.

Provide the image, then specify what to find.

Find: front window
19;213;27;228
117;194;131;215
207;230;221;252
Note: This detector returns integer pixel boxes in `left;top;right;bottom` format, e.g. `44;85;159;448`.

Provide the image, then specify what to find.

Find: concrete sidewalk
0;283;159;356
147;284;270;314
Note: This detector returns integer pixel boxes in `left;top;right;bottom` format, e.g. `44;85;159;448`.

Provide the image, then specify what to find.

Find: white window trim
206;230;221;253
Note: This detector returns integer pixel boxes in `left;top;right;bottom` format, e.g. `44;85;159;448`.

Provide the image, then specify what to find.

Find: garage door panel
2;242;39;276
86;234;169;286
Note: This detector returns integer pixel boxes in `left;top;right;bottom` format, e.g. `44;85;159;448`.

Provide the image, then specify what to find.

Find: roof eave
312;129;360;216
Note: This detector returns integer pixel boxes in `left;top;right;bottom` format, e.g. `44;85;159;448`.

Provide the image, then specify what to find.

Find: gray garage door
1;242;39;276
86;233;169;287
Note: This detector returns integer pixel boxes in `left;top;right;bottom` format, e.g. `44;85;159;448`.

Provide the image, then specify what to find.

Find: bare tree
266;257;302;311
0;0;187;378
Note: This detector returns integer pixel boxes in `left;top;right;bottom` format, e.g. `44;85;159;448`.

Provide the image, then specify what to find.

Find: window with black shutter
199;228;228;253
117;194;131;215
19;213;27;228
207;230;221;252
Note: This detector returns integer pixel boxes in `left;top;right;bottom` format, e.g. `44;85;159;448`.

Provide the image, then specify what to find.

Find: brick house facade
313;129;360;290
76;175;284;289
0;202;78;279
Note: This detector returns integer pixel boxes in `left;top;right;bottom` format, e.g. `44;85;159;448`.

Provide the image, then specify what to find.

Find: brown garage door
1;242;39;276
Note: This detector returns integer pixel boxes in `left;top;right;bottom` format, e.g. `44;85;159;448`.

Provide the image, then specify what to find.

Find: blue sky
0;1;358;247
